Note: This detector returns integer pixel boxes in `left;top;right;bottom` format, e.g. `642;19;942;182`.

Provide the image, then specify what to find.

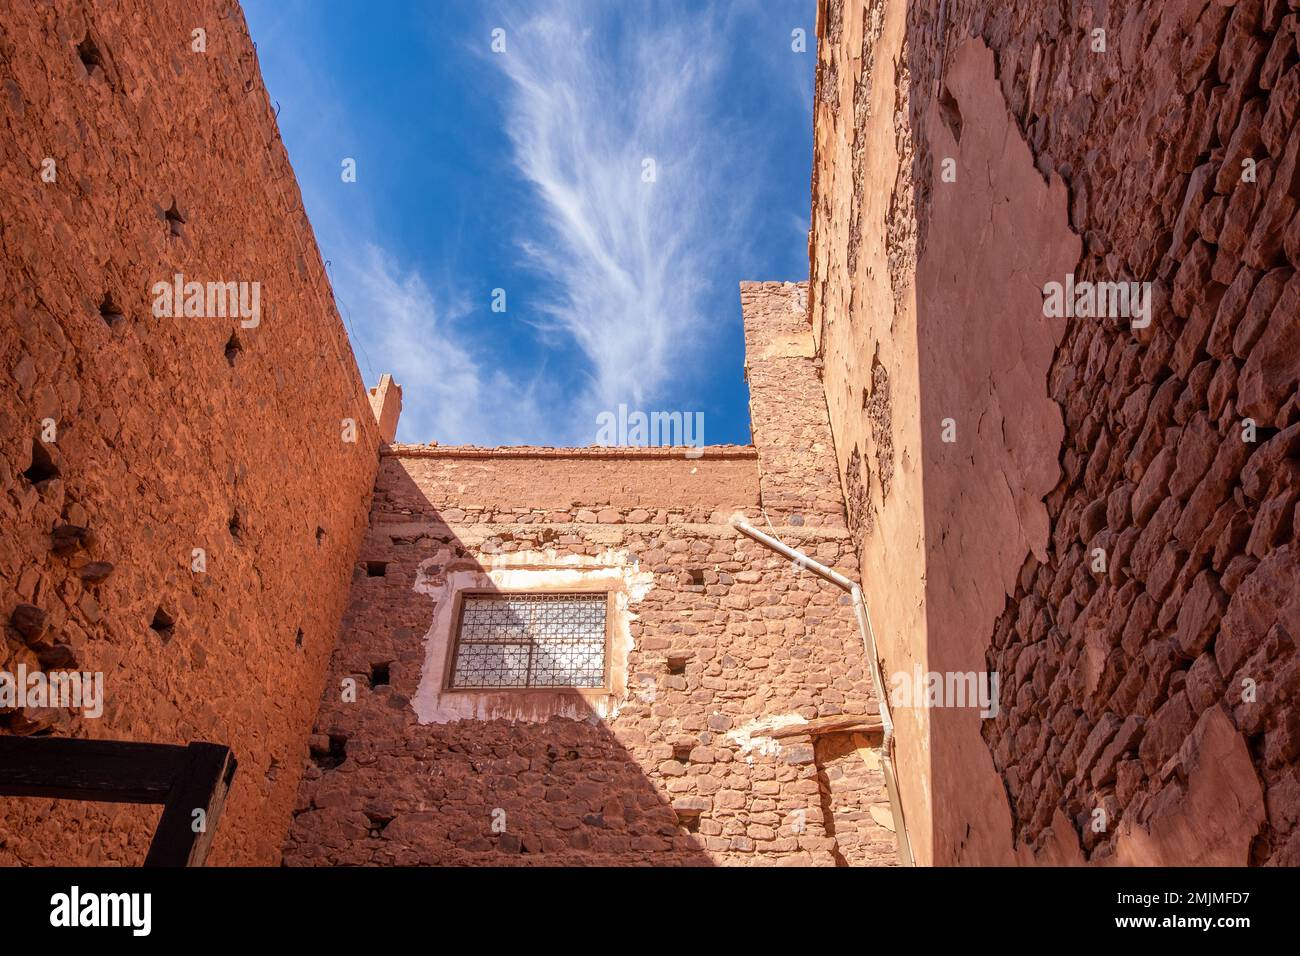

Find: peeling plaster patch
757;331;817;360
869;803;897;831
725;713;809;763
916;37;1079;865
410;548;653;724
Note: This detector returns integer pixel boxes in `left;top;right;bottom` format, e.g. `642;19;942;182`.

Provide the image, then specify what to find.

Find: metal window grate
450;593;607;689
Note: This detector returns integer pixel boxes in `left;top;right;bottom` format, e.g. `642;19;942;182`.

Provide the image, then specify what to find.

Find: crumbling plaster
811;14;1082;864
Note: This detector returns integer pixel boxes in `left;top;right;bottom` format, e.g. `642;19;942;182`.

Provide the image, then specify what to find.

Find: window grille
450;593;608;689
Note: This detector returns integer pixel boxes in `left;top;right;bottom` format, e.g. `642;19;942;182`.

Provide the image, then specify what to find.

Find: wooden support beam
0;737;188;803
764;713;884;739
0;736;237;867
144;742;237;867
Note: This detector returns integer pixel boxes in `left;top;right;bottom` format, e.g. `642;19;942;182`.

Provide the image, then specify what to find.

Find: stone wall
741;281;849;527
284;289;900;866
0;0;382;864
810;0;1298;865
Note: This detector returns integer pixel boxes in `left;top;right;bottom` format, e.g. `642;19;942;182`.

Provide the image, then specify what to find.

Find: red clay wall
811;0;1298;865
284;289;899;866
0;1;381;864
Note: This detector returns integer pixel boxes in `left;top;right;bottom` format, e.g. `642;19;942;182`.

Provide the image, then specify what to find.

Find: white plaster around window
410;548;654;724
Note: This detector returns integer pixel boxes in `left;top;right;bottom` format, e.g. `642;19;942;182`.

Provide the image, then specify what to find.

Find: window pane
452;594;607;688
459;597;532;643
450;643;530;687
531;639;606;687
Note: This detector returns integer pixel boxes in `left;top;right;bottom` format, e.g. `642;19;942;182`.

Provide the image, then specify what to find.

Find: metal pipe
732;516;915;866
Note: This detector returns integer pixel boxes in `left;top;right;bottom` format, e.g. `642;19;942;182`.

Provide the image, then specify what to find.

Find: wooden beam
0;736;238;867
144;742;237;867
0;737;189;803
764;714;884;739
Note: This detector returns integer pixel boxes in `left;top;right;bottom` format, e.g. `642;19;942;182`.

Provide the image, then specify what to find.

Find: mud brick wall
810;0;1298;865
284;304;899;867
0;1;381;864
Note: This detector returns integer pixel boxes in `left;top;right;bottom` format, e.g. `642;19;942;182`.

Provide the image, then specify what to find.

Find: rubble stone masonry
0;1;383;864
283;285;901;866
811;0;1298;865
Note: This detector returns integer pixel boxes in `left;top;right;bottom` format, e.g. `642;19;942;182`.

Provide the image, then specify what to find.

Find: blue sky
243;0;816;446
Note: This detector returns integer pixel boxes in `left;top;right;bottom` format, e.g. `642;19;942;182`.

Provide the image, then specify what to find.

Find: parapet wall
378;444;761;517
0;1;381;864
811;0;1298;865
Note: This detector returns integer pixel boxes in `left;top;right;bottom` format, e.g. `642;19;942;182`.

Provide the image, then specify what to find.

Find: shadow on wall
283;462;714;866
903;6;1293;866
905;32;1081;867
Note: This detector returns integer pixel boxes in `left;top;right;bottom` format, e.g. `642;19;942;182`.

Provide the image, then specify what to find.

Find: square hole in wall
150;606;175;642
164;199;185;237
369;662;390;688
23;440;59;484
77;33;104;75
99;293;124;328
365;560;388;577
313;733;347;771
678;812;702;834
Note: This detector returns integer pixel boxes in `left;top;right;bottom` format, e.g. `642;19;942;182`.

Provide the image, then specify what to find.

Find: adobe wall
810;0;1297;865
284;287;900;866
0;1;383;864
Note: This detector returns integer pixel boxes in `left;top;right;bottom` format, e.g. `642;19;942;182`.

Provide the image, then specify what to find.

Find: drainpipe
731;516;915;867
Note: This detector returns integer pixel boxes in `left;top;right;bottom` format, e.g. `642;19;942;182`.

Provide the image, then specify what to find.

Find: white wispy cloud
492;0;745;418
246;1;549;446
248;0;808;446
334;244;548;445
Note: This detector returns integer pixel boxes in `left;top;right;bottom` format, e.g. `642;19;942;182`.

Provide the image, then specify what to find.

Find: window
449;593;608;689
